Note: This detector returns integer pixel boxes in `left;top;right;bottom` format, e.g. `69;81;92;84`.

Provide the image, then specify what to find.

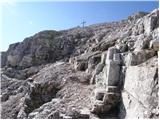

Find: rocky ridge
0;9;159;119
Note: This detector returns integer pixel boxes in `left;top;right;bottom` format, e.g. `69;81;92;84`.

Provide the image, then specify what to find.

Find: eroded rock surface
119;57;158;118
1;9;159;119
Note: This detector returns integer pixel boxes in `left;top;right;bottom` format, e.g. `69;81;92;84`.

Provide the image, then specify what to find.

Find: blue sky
0;1;159;51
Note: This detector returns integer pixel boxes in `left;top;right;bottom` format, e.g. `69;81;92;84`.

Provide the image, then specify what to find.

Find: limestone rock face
119;57;158;118
143;9;159;34
3;30;75;69
125;50;156;66
1;9;159;119
133;34;151;51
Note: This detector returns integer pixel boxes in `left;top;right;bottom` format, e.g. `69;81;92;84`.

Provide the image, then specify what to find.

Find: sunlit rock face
119;57;158;118
1;9;159;119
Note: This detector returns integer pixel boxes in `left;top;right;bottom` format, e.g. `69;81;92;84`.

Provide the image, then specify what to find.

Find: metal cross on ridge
81;20;86;28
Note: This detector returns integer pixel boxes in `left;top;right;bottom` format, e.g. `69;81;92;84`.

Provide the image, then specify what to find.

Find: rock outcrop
0;9;159;119
119;57;158;118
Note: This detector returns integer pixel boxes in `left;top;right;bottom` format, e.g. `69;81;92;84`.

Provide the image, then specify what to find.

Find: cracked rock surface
1;9;159;119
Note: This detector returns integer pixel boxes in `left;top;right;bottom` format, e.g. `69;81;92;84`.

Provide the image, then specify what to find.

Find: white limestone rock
120;57;158;118
134;34;151;51
106;60;120;86
106;47;117;61
125;50;155;66
1;8;159;119
143;9;159;34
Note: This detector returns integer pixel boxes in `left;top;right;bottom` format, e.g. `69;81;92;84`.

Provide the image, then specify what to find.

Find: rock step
106;86;120;93
95;87;120;101
95;89;106;101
